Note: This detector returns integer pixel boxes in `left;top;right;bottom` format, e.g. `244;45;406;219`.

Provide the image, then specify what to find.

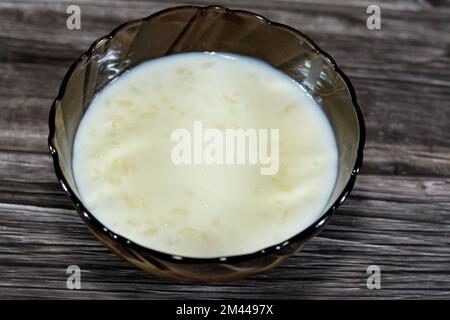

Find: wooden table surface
0;0;449;299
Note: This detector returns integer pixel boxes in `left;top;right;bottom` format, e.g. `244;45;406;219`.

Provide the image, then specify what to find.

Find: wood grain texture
0;0;449;299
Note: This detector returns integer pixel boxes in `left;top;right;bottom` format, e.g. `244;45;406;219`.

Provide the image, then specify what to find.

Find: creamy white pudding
72;52;338;258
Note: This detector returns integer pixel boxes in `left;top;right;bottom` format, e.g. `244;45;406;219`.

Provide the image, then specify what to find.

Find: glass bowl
48;5;365;282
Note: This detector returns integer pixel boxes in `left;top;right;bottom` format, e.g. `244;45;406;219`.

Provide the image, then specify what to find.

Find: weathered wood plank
0;181;449;299
0;147;448;298
1;1;449;155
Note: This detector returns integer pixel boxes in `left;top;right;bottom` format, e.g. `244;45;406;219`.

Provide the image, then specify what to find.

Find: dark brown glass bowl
48;5;365;282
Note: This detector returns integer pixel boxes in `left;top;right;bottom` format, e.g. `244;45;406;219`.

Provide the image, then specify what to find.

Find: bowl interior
50;6;363;252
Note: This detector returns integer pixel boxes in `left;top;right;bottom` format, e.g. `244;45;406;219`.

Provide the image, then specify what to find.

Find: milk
73;52;338;258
